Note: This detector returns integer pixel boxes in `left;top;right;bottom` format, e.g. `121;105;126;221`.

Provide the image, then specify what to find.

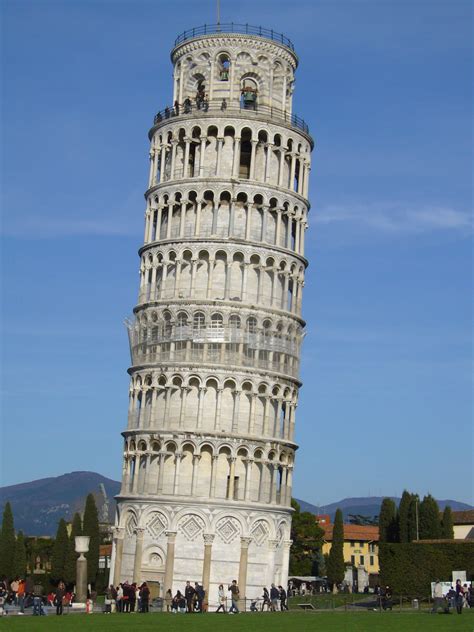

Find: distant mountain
1;471;472;535
0;472;120;536
295;496;473;522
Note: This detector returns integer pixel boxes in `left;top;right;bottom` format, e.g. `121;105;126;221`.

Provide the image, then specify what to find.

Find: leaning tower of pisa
110;23;313;605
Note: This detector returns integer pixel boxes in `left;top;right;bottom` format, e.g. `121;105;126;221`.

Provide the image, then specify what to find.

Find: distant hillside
295;496;473;522
1;471;472;535
0;472;120;536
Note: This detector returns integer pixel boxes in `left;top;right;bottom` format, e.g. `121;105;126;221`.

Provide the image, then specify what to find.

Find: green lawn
1;612;472;632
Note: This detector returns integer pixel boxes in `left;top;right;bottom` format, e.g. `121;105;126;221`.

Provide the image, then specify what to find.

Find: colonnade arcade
138;245;305;319
121;436;294;507
126;369;298;441
148;123;312;198
143;189;308;259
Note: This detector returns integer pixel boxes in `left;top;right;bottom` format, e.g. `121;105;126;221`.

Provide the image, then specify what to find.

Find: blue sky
1;0;472;506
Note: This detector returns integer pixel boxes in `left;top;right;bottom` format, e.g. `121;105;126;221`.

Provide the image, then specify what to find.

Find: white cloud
315;203;472;234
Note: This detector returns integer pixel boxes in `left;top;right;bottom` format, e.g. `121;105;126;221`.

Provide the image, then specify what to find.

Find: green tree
407;494;420;541
419;494;441;539
51;519;69;582
326;509;345;588
311;548;326;577
441;506;454;539
0;502;16;579
289;500;324;575
65;513;83;584
12;531;27;578
398;490;414;542
83;494;100;585
379;498;398;543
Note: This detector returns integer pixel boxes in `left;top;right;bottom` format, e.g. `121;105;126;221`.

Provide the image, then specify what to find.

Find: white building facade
110;24;314;606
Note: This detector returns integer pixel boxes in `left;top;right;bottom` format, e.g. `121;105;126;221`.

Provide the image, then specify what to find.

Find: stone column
244;459;254;501
148;149;156;189
159;145;167;183
289;152;296;190
285;466;294;505
170;141;178;180
238;537;252;610
173;452;182;495
278;148;285;187
191;454;201;495
76;551;88;604
179;201;187;237
232;137;241;178
216;137;224;175
227;457;236;499
275;208;282;246
133;527;145;584
210;454;219;497
197;386;206;428
245;203;252;240
214;388;223;429
183;138;191;177
111;527;125;586
199;137;207;176
156;206;163;240
249;139;258;179
264;143;273;182
164;531;177;596
202;534;214;594
231;390;241;432
207;258;215;298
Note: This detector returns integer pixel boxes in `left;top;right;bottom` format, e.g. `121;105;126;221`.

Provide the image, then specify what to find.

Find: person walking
195;582;205;612
215;584;226;613
261;587;271;611
139;582;150;613
228;580;240;614
431;580;445;614
54;581;65;615
279;585;288;611
270;584;279;611
164;588;173;612
455;579;464;614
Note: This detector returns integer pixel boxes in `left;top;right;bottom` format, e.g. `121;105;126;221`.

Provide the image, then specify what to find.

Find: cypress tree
83;494;100;585
12;531;27;578
326;509;345;589
51;519;69;582
398;490;412;542
419;494;441;539
407;494;419;541
0;502;16;579
441;506;454;539
379;498;398;543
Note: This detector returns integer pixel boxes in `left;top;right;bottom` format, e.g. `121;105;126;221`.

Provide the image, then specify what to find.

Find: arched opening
218;53;230;81
239;128;252;179
241;77;258;110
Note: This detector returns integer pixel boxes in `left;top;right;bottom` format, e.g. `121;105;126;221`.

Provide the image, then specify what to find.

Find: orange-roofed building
319;517;380;587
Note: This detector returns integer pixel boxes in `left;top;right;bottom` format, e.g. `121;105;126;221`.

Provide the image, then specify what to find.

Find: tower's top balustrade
173;23;296;55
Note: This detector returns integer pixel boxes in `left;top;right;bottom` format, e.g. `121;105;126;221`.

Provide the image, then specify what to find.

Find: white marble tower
110;23;313;606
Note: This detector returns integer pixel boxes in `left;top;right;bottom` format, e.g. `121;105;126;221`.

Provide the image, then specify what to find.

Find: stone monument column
133;527;145;584
112;527;125;586
202;533;215;594
238;536;252;610
164;530;177;595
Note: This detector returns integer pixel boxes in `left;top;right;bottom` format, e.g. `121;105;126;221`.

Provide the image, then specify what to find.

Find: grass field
1;611;472;632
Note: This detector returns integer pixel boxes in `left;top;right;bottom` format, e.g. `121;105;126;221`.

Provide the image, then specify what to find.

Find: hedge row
379;542;474;596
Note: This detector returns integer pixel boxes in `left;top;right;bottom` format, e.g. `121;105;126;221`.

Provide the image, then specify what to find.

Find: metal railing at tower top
152;100;310;135
174;23;295;51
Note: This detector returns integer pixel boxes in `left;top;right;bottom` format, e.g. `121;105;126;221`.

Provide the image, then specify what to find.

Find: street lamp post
75;536;90;604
